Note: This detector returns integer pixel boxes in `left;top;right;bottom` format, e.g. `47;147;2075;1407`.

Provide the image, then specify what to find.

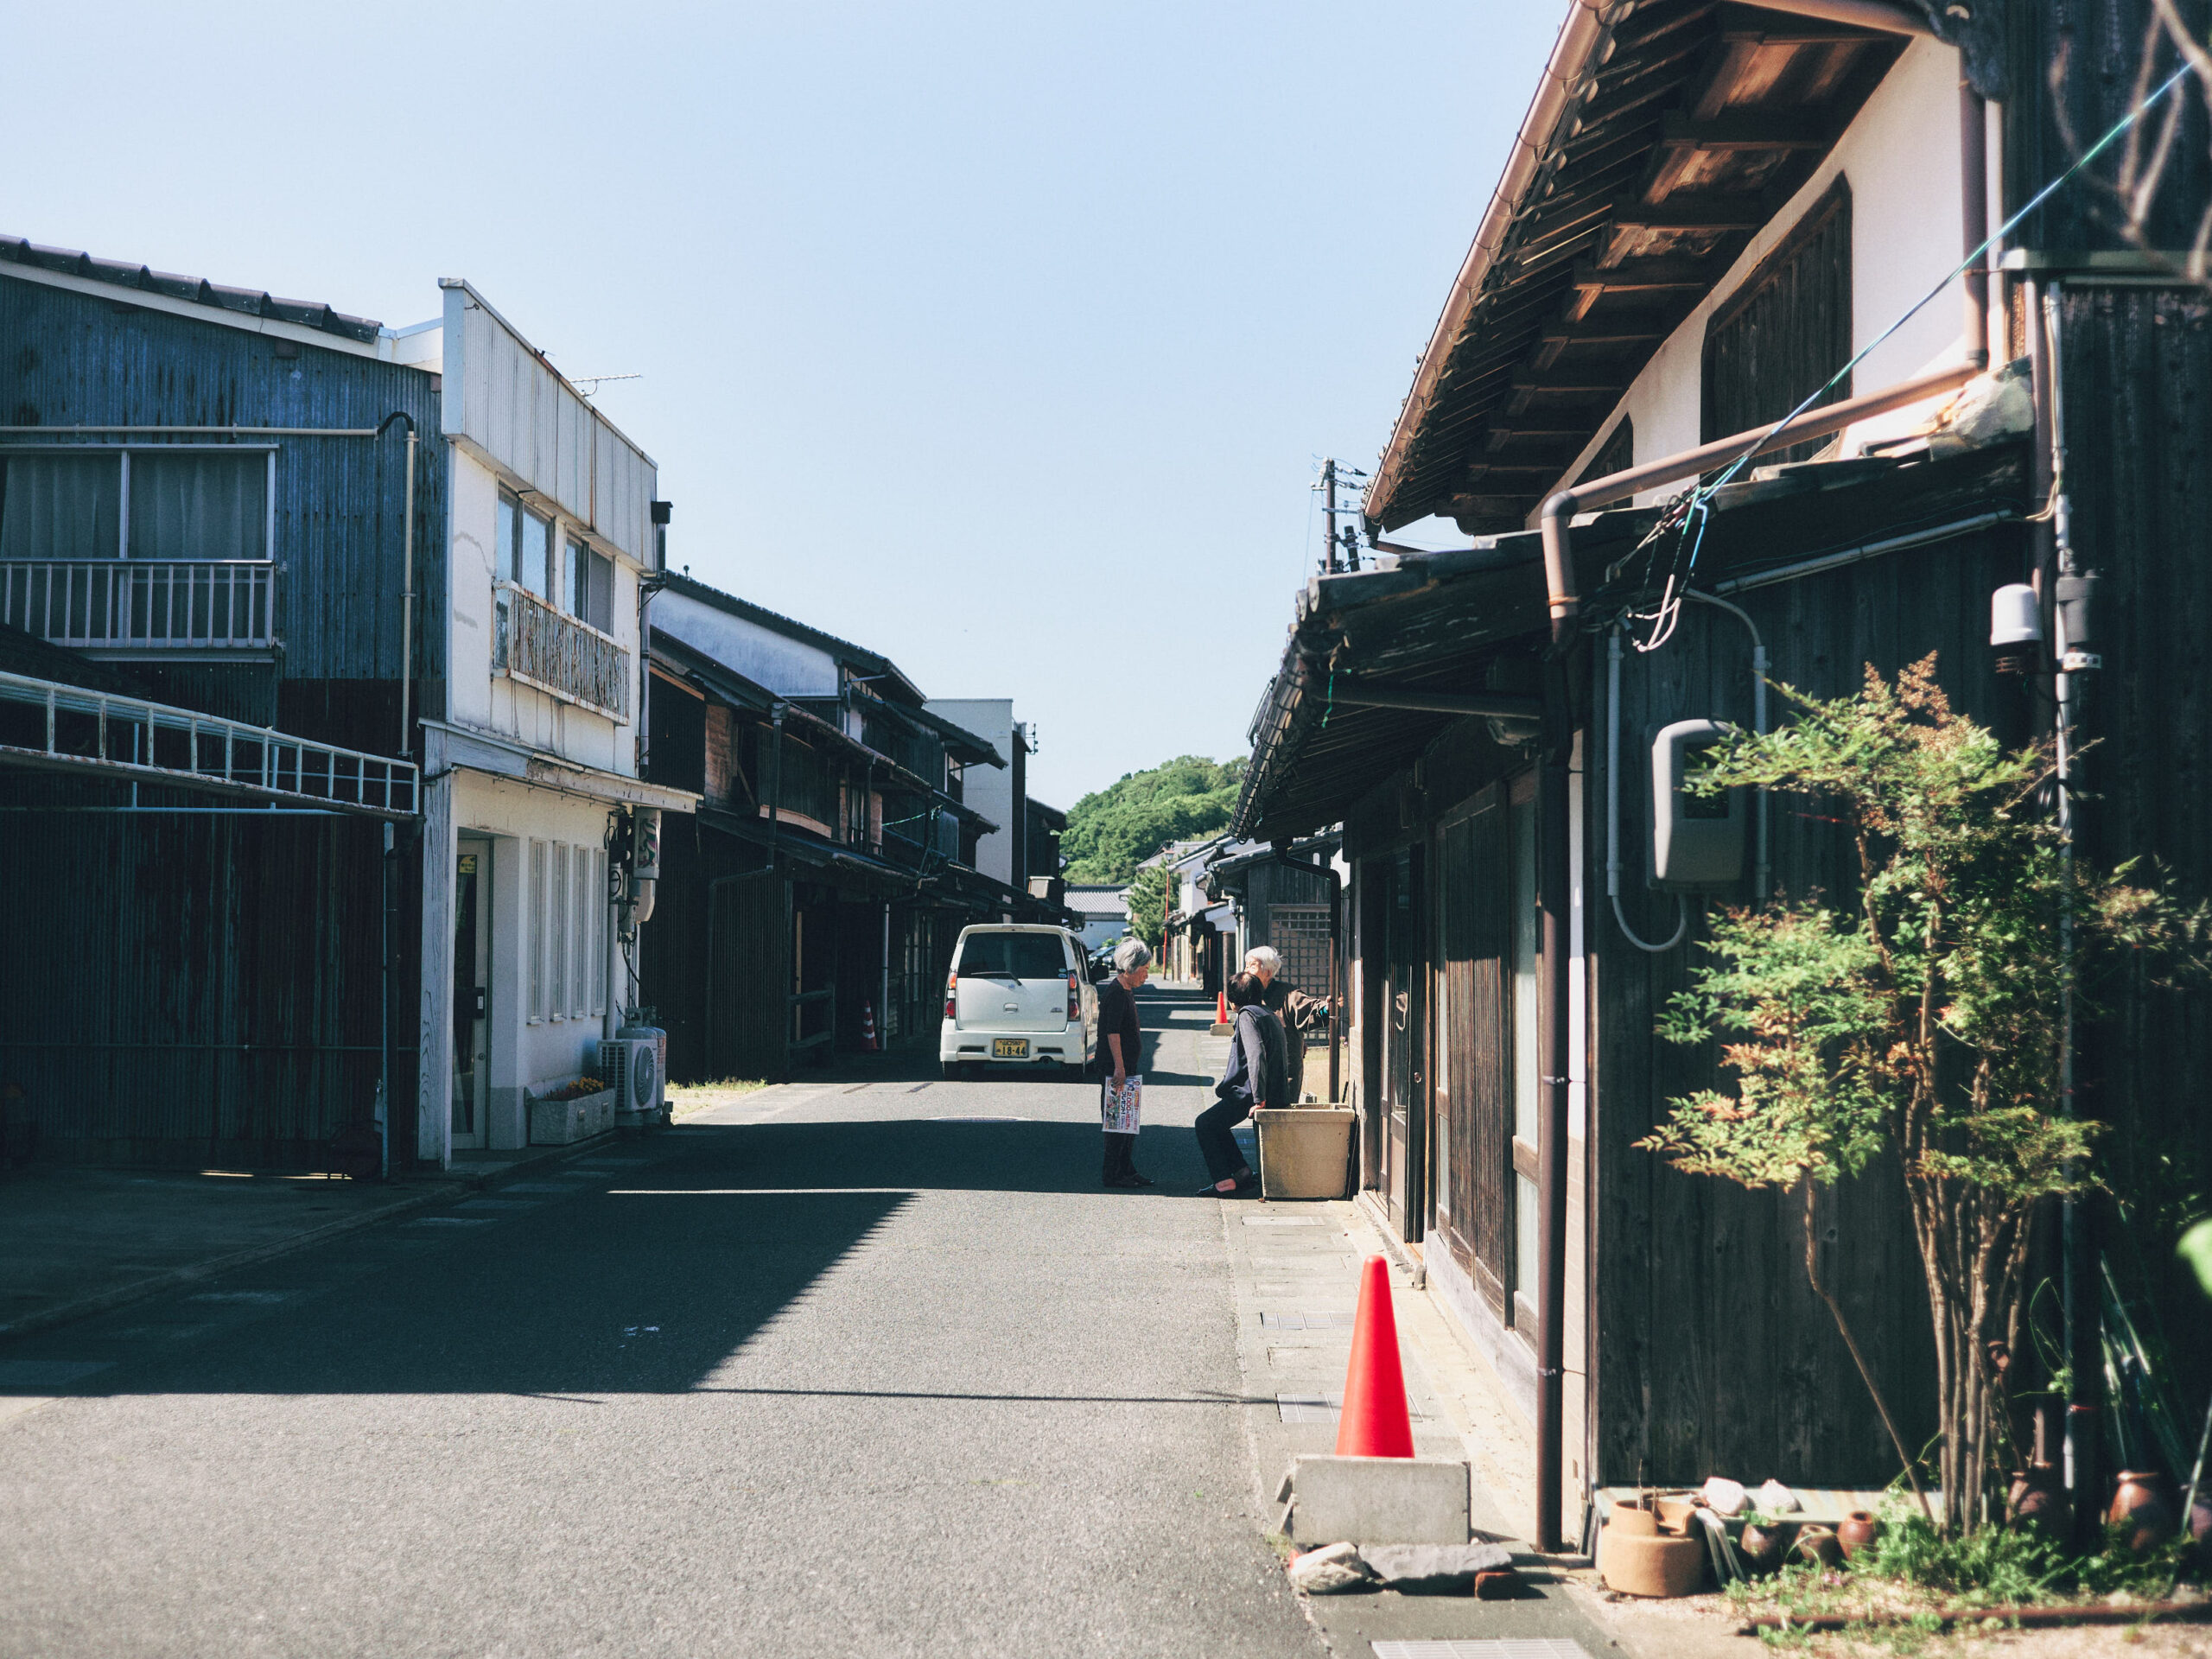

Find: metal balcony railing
0;668;418;817
0;559;276;651
493;582;630;721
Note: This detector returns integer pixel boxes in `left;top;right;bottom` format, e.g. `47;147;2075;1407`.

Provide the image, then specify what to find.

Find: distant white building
1064;885;1128;951
923;698;1030;887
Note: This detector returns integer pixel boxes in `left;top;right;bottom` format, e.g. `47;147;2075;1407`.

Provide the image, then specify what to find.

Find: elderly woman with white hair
1243;944;1325;1095
1096;937;1154;1188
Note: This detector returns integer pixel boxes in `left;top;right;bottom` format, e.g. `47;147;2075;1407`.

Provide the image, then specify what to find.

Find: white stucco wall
1554;37;1974;509
927;698;1016;883
443;446;635;774
653;592;840;698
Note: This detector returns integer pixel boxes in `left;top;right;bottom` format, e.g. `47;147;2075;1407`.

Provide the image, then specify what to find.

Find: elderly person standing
1096;937;1154;1189
1244;945;1325;1100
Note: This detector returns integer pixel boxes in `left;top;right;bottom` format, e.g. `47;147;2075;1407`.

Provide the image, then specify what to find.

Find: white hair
1113;937;1154;973
1244;945;1281;972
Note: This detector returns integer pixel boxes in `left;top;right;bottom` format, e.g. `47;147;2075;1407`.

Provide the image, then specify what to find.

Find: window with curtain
128;452;267;561
0;454;122;560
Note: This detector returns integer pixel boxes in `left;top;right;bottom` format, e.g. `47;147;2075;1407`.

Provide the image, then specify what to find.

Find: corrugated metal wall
0;276;447;688
0;779;419;1168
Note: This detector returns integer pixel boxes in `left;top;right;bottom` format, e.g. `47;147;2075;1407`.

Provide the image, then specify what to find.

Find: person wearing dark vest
1245;944;1325;1101
1194;971;1288;1196
1096;937;1154;1188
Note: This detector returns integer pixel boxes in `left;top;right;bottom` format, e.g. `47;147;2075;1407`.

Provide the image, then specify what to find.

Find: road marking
188;1290;296;1305
0;1360;114;1387
609;1187;913;1196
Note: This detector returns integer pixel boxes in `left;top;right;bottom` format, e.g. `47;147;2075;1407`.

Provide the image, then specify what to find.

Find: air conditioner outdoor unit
599;1034;662;1128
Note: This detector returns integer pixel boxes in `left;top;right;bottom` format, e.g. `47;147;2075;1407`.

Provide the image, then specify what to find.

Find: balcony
493;581;630;721
0;559;276;653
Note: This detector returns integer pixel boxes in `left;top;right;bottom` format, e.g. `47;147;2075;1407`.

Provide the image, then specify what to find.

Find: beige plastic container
1253;1108;1355;1199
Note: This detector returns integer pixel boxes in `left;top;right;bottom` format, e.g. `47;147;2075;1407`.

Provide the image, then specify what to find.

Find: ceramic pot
1608;1501;1660;1538
2108;1471;2177;1553
1601;1530;1707;1598
1653;1492;1698;1534
1836;1510;1881;1561
2008;1465;2068;1537
1792;1526;1844;1569
1738;1521;1787;1574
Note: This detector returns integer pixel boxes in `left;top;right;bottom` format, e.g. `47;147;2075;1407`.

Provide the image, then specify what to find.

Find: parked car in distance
941;925;1096;1080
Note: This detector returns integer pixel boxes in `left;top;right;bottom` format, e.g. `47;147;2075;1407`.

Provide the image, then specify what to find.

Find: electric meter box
1650;719;1746;891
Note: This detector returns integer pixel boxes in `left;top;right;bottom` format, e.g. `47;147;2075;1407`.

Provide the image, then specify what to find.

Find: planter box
1254;1107;1355;1200
529;1088;614;1146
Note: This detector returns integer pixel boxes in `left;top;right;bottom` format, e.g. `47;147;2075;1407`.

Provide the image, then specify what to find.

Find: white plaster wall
454;770;624;1148
444;445;633;774
653;593;839;696
927;697;1015;882
1554;37;1974;509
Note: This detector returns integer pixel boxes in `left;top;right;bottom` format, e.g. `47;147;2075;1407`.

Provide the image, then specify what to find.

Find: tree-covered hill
1060;755;1245;885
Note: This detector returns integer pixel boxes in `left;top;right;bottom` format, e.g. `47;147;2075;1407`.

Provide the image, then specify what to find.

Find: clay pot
1836;1510;1882;1562
2108;1471;2177;1554
1653;1492;1699;1534
1792;1525;1844;1569
1738;1521;1788;1574
1608;1501;1660;1538
2008;1465;2069;1538
1601;1530;1707;1598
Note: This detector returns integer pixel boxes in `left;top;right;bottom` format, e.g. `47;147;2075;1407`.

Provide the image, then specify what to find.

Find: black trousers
1194;1094;1254;1183
1102;1130;1138;1182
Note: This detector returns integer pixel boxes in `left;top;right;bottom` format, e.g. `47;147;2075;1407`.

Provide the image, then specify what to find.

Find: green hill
1061;755;1245;885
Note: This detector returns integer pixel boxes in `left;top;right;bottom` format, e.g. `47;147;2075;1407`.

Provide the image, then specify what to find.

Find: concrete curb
0;1130;635;1344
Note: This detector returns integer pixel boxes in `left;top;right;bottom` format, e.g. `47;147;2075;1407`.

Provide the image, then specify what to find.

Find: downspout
1532;362;1972;1554
376;412;418;759
380;819;395;1181
1961;81;1992;369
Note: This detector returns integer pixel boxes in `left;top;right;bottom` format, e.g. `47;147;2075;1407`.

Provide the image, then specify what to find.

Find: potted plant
528;1074;614;1145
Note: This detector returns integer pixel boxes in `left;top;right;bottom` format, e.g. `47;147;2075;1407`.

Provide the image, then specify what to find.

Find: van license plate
991;1039;1029;1059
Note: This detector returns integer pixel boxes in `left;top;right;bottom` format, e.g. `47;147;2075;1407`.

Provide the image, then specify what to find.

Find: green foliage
1124;861;1170;954
1061;755;1245;884
1637;656;2211;1529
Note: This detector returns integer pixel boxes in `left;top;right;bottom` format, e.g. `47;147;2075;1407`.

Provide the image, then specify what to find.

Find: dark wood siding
1702;179;1852;461
1439;788;1511;1315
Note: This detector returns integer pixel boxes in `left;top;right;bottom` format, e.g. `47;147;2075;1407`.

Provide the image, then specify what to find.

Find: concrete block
1287;1454;1470;1545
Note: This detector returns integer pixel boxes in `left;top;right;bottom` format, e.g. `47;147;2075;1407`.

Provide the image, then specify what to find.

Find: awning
1236;442;2028;842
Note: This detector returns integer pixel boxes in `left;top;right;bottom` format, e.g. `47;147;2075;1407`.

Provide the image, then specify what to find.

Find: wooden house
0;237;693;1171
639;574;1067;1083
1230;0;2209;1548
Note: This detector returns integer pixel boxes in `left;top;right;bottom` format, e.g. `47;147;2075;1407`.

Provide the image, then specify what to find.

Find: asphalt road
0;988;1323;1658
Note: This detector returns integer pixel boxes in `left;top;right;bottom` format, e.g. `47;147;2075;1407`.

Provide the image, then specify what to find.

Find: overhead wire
1621;53;2202;652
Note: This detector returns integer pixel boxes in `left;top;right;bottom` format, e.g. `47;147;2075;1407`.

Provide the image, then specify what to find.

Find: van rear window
956;932;1067;979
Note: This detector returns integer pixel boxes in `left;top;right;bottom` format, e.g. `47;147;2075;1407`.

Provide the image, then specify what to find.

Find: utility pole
1321;459;1339;575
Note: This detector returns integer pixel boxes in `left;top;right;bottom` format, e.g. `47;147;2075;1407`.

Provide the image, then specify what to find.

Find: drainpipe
380;819;395;1181
376;413;418;758
1533;360;1974;1554
1961;83;1992;369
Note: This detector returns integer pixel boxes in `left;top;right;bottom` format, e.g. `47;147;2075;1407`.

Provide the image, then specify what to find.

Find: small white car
939;924;1096;1080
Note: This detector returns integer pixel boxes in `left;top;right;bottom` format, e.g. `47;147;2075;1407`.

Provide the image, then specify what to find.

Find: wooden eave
1370;1;1906;535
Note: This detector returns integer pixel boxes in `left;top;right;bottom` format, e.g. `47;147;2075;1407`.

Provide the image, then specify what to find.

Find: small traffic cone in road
1217;988;1230;1024
1335;1255;1414;1458
860;1001;878;1052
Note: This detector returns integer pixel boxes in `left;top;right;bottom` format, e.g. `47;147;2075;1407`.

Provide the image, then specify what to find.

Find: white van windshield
956;932;1066;979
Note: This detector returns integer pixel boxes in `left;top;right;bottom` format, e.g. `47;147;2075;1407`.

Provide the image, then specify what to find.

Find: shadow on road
6;1114;1230;1401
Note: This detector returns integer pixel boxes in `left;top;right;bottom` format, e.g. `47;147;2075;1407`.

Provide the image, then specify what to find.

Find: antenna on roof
574;373;642;398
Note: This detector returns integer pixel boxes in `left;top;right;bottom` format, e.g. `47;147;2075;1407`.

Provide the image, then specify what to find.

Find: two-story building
0;236;691;1173
639;575;1071;1082
1229;0;2209;1549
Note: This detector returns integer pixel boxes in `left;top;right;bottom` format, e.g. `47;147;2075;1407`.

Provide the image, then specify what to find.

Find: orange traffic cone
1336;1255;1414;1458
860;1001;878;1052
1216;989;1230;1024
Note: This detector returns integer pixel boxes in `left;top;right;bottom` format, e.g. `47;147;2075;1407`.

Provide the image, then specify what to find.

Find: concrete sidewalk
0;1137;622;1342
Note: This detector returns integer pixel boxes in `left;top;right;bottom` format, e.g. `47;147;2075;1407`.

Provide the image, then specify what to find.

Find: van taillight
944;975;957;1020
1065;971;1080;1020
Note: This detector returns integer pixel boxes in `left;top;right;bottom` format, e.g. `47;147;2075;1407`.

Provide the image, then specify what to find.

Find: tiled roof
0;235;384;344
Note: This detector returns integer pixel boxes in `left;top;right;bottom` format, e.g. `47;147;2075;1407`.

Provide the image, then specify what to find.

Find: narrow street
0;988;1324;1658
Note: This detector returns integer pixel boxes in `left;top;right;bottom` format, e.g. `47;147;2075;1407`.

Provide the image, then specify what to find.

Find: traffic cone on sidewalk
859;1001;878;1052
1217;988;1230;1024
1335;1255;1414;1458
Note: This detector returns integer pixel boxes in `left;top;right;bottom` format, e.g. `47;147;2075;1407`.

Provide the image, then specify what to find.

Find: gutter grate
1276;1392;1340;1422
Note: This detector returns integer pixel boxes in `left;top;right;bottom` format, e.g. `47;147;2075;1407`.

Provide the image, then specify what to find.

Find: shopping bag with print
1102;1074;1142;1135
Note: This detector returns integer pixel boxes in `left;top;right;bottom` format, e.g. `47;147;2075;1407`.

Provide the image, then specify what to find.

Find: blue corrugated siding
0;276;446;684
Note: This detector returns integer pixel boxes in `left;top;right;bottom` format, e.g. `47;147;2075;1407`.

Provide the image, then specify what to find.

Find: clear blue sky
8;2;1560;811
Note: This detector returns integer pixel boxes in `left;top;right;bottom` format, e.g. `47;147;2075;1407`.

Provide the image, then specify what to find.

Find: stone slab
1287;1454;1471;1545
